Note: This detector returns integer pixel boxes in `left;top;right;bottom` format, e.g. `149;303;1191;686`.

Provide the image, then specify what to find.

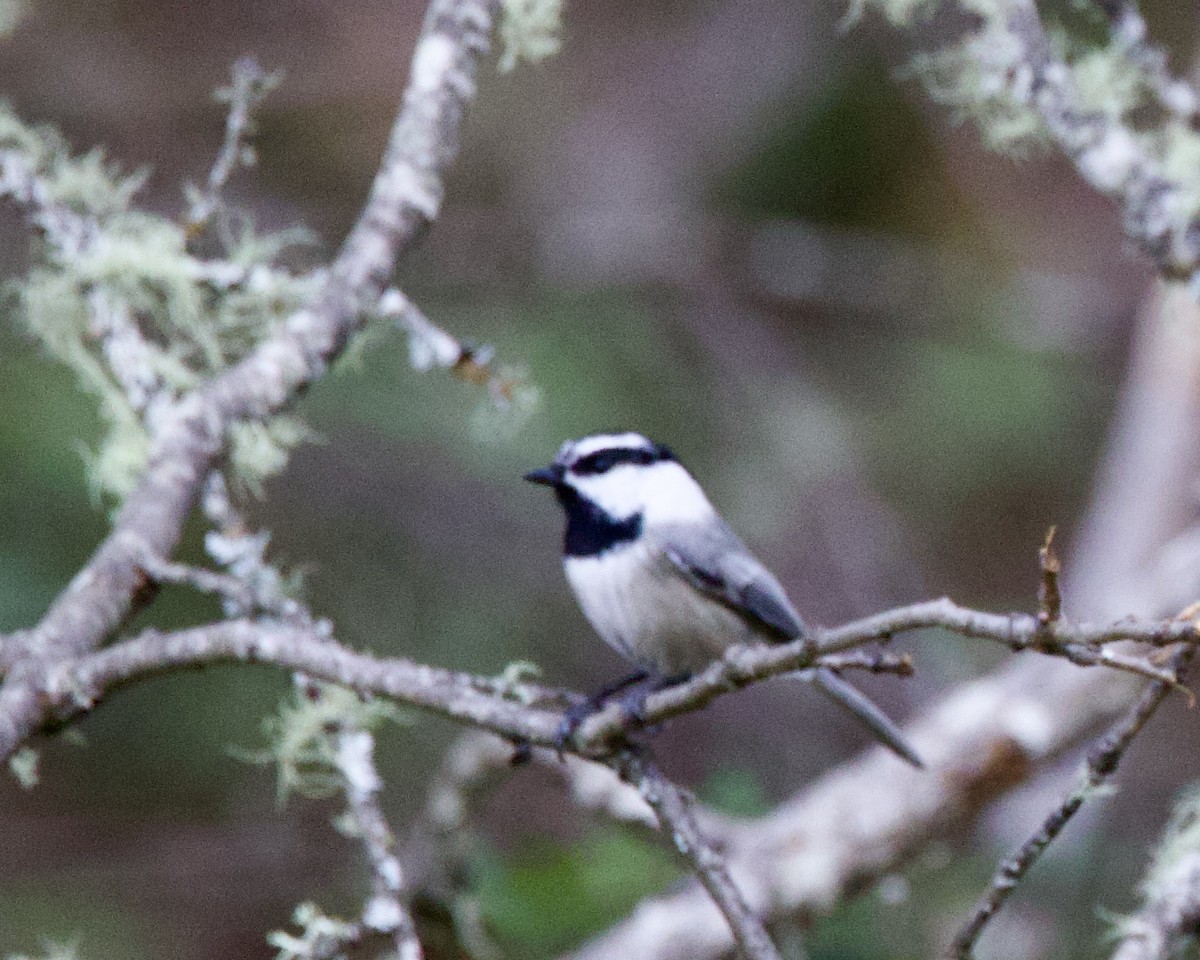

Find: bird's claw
555;701;593;756
555;686;661;758
615;685;652;726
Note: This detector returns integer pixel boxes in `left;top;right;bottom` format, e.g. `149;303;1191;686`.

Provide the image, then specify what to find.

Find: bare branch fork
947;646;1197;958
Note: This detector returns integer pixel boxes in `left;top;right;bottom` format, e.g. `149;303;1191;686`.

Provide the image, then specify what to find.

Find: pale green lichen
0;0;26;39
1071;46;1149;121
1160;125;1200;222
5;942;81;960
236;684;405;803
1142;784;1200;905
497;0;563;72
48;150;148;218
2;104;319;502
8;746;39;789
909;23;1049;154
846;0;1171;159
492;659;543;705
843;0;942;29
1107;784;1200;950
268;903;357;960
228;416;318;498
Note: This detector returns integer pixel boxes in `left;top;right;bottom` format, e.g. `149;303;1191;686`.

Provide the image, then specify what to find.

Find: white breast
564;543;754;674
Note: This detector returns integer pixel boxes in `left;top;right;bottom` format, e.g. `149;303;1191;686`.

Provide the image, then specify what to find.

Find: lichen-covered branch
853;0;1200;287
0;0;501;760
1112;783;1200;960
333;723;423;960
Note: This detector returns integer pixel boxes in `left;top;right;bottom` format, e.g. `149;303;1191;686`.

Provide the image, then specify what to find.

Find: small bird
525;431;922;767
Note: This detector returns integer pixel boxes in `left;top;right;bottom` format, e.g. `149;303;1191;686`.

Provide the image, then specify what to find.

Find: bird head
525;432;713;524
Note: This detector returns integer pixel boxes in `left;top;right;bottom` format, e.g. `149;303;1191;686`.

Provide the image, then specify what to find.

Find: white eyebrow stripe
569;432;654;460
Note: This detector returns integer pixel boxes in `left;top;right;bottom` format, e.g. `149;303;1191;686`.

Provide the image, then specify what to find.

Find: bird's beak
524;463;563;486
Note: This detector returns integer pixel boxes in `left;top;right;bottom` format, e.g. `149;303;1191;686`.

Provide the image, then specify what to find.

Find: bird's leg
613;671;691;726
556;668;657;753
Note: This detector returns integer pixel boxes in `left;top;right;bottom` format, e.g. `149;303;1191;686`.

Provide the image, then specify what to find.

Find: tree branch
4;595;1196;770
2;595;1190;763
333;721;424;960
612;749;781;960
986;0;1200;280
948;646;1196;958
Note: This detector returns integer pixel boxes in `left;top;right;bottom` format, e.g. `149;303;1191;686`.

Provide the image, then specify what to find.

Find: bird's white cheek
566;462;715;524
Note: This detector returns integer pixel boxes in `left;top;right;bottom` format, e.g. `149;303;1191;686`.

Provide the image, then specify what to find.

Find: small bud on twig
1037;526;1062;628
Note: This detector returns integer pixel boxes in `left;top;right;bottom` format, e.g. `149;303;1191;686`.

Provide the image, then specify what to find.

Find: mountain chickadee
525;431;922;767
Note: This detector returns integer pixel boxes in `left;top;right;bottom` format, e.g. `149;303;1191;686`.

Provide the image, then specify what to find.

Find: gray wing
660;521;924;768
657;520;805;642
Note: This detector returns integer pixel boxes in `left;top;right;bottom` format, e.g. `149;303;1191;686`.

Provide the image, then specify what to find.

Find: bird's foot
555;699;598;756
614;683;655;727
555;671;689;756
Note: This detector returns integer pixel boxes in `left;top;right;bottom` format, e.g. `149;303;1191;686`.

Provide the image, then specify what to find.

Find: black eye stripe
571;445;673;476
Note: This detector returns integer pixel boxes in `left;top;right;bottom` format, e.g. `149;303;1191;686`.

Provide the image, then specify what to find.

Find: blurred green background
2;1;1199;958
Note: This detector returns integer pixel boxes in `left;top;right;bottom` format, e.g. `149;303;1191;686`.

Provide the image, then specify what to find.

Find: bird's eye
573;447;658;475
574;451;620;475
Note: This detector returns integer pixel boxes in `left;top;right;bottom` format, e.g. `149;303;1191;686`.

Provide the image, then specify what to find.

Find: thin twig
139;555;258;613
816;650;914;677
612;749;781;960
947;645;1196;958
186;56;278;235
378;288;526;405
1037;526;1062;627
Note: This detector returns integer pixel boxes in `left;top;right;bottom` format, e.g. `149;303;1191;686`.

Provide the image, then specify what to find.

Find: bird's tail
808;667;924;768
